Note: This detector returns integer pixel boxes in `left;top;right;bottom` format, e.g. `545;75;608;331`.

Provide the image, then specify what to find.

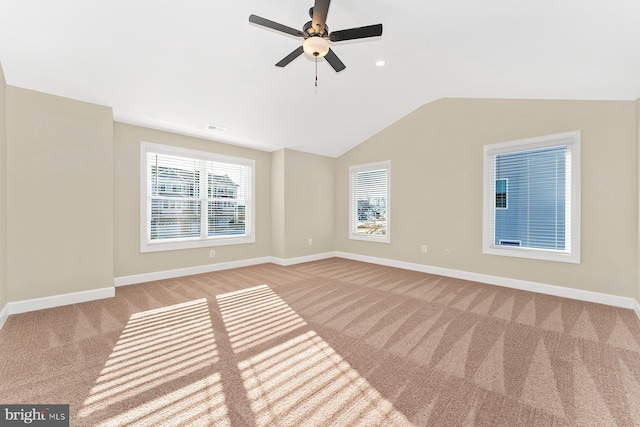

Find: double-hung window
349;161;391;242
483;131;580;263
141;142;255;252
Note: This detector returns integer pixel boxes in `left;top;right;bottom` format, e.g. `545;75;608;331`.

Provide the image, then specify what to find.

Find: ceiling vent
207;124;226;133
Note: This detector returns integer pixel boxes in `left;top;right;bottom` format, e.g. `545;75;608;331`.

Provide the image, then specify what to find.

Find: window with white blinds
140;142;255;252
349;161;391;242
482;131;580;263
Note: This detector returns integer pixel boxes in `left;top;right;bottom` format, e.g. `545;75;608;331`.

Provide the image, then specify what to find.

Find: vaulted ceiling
1;0;639;157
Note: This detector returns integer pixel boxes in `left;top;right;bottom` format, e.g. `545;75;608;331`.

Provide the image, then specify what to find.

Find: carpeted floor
1;258;639;426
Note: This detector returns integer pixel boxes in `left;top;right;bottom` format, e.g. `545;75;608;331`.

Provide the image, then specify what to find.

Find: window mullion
200;159;208;239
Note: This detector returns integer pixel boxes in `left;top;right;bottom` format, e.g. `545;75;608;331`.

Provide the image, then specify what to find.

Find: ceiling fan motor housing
303;20;328;37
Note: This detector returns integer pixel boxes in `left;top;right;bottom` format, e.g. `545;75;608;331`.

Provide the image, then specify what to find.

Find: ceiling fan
249;0;383;73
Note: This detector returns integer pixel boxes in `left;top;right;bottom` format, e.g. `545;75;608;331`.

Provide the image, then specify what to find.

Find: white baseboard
114;256;273;287
0;303;9;330
271;252;336;267
335;252;638;311
3;251;637;333
6;287;115;317
115;254;337;287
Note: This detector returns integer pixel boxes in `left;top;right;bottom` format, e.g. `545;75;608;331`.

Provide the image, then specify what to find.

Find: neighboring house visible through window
349;161;391;242
483;131;580;263
495;178;508;209
140;142;255;252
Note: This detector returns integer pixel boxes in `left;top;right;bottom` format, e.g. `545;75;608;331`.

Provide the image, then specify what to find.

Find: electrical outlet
209;250;216;258
445;248;450;255
308;239;313;246
421;245;427;253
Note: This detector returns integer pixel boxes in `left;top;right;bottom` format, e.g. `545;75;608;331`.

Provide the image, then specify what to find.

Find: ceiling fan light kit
303;37;329;58
249;0;383;76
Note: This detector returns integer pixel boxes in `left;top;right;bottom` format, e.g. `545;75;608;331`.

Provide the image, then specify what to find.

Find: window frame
140;141;255;253
482;131;581;264
349;161;391;243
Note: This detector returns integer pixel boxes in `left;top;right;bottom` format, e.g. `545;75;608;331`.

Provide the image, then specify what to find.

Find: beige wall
0;63;7;310
337;98;638;298
271;149;286;259
2;87;639;305
280;149;335;259
6;86;114;301
113;122;272;277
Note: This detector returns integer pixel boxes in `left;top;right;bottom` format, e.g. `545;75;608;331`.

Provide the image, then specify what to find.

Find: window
483;131;580;263
349;161;390;242
141;142;255;252
495;179;508;209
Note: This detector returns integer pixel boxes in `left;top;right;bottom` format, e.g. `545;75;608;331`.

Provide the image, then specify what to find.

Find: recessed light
207;124;226;133
376;60;386;67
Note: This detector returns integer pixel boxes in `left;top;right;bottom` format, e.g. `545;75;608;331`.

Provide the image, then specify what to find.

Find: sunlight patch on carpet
217;285;411;426
77;298;229;426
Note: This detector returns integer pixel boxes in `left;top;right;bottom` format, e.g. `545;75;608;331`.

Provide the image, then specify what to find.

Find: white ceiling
1;0;639;157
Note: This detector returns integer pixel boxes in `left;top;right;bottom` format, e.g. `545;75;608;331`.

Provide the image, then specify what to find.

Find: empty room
1;1;640;426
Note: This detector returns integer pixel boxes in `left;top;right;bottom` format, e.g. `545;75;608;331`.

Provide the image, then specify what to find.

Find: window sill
349;234;390;244
482;245;580;264
141;235;255;253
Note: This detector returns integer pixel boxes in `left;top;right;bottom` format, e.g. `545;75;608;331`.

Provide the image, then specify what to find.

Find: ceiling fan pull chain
315;55;318;87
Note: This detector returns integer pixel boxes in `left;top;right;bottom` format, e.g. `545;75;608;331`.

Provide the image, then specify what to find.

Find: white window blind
349;161;390;242
483;131;580;263
141;142;254;252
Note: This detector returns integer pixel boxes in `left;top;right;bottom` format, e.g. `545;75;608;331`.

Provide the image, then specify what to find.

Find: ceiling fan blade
311;0;331;35
329;24;383;42
249;14;304;37
324;48;346;72
275;46;305;67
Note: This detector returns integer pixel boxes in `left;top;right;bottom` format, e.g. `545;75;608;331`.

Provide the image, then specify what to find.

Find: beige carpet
1;258;639;426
